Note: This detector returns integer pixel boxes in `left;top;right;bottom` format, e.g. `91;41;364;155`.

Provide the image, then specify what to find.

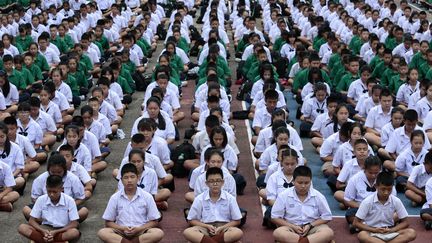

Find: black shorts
420;208;432;217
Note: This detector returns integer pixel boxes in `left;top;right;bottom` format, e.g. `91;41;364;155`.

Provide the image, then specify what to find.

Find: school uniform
81;130;102;160
39;48;60;66
301;97;327;123
395;148;428;175
31;171;85;200
31;111;57;133
364;105;392;133
12;133;36;160
57;143;92;172
356;95;377;118
123;137;171;165
252;90;286;110
356;192;408;228
86;120;107;144
255;124;303;153
259;144;304;171
52;91;70;112
385;126;430;155
194;85;227;108
396;82;419;105
105;90;123;112
198;100;230;118
57;82;73;103
2;83;18;106
380;123;396;147
416;96;432;122
320;132;344;159
332;141;374;168
0;142;24;173
271;187;332;225
117;167;158;195
252;107;273;130
312;115;342;140
118;154;167;180
102;187;161;226
301;83;331;100
200;145;238;171
187;189;242;223
0;161;15;188
408;90;421;109
30;193;79;228
347;79;368;102
99;100;117;124
194;167;237;197
192;130;240;154
196;111;230;133
94;112;112;136
69;162;91;185
345;171;396;203
266;170;294;201
408;164;432;191
17;118;43;146
40;101;62;124
130;110;175;141
337;158;363;184
421;177;432;215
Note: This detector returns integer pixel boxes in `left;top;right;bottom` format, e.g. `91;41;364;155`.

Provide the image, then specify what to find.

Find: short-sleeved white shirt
105;90;123;111
118;153;167;180
301;97;327;122
194;167;236;197
380;123;396;147
259;144;304;171
423;177;432;209
123;137;171;165
30;193;79;228
395;148;428;175
0;142;24;172
131;111;175;141
252;107;272;129
41;101;62;124
347;79;368;102
12;134;37;159
422;110;432;132
319;132;344;158
187;190;242;223
31;171;85;200
52;91;70;111
271;187;332;225
344;171;396;203
94;112;111;136
255;124;303;153
385;126;430;154
0;160;15;187
86;120;106;143
57;82;73;103
17;118;43;146
200;145;238;171
332;141;374;168
415;96;432;122
356;193;408;228
102;188;161;227
396;82;418;104
99;100;117;123
58;143;92;172
32;111;57;133
266;170;294;201
117;167;158;195
69;162;91;185
408;164;432;189
310;112;333;139
2;83;18;106
364;105;392;132
337;158;363;183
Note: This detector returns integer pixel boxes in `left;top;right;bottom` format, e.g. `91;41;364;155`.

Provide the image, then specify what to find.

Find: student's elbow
352;217;362;228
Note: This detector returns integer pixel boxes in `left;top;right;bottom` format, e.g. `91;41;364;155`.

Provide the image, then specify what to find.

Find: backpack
171;140;196;178
236;79;254;102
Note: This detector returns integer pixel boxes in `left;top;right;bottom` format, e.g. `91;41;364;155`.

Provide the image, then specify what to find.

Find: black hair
0;122;11;158
424;151;432;164
376;171;394;186
80;105;94;116
339;121;353;139
59;144;74;155
46;175;63;188
71;116;84;128
121;163;138;177
47;153;67;176
29;96;41;108
146;97;166;130
354;138;368;148
137;118;157;132
128;148;145;162
293;166;312;180
364;155;382;170
206;167;224;180
264;89;279;100
379;87;392;99
0;70;10;98
404;109;418;122
131;133;145;144
210;126;228;148
410;130;425;142
204;147;224;161
281;148;299;160
64;125;81;149
272;126;290;144
205;115;220;128
3;116;17;126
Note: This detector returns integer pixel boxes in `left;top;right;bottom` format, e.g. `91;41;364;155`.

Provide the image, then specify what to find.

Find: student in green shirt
94;25;110;53
58;24;75;50
272;29;288;53
111;64;133;97
385;26;404;50
368;43;386;71
58;61;80;98
3;54;25;91
49;24;69;54
337;56;360;94
23;52;43;83
313;25;331;51
199;44;231;84
29;42;50;72
293;53;330;95
350;27;369;56
381;55;401;87
172;27;189;54
389;60;409;95
419;49;432;80
14;55;34;91
15;26;32;53
154;54;181;86
409;40;428;72
371;48;393;81
67;56;88;95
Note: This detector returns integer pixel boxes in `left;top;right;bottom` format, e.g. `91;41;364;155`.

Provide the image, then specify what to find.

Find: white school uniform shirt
252;90;286;109
380;123;396;147
364;105;392;133
395;148;428;175
409;164;432;189
2;83;18;106
396;82;419;104
318;42;331;59
300;83;331;100
197;42;227;65
301;97;327;122
69;162;91;185
423;177;432;209
266;170;294;201
110;82;123;100
356;192;408;228
81;130;102;159
118;154;167;180
52;91;70;111
311;112;333;139
198;99;230;117
0;160;15;188
17;118;43;146
200;145;238;171
189;164;208;190
196;110;230;132
345;171;396;203
416;96;432;122
187;190;242;223
320;132;344;158
355;94;376;118
259;144;304;171
31;171;85;200
146;81;179;100
271;187;332;225
30;193;79;228
385;126;430;154
332;141;374;168
86;120;107;143
0;141;24;173
39;48;60;66
99;100;117;124
31;111;57;133
280;43;296;60
363;49;375;64
252;107;272;129
192;130;239;154
392;43;411;59
117;167;158;195
102;187;161;227
194;85;227;108
130;111;175;140
194;168;236;197
105;90;123;111
94;112;112;136
347;79;368;102
337;158;362;183
241;45;272;62
12;134;36;159
41;101;62;124
123;137;171;165
408;90;421;109
255;124;303;153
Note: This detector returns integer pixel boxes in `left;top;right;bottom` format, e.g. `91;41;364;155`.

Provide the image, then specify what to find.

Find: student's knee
97;228;112;240
319;227;334;240
402;228;417;240
226;227;243;240
22;206;31;220
357;231;371;241
18;223;32;236
145;228;164;241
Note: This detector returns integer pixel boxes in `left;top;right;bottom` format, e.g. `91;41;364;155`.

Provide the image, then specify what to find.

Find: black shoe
349;224;359;234
425;221;432;230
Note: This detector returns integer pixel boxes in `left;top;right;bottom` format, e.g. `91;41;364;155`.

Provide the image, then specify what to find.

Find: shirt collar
46;193;66;206
372;192;392;205
204;190;227;201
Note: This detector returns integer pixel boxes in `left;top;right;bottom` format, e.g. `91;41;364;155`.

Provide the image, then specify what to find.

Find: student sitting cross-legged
353;171;417;243
271;166;334;243
98;163;164;243
18;175;81;243
183;167;243;243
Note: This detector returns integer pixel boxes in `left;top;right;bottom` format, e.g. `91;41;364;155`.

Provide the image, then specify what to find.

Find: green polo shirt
50;37;69;54
236;39;248;54
273;37;286;53
116;76;133;94
242;55;257;76
196;76;226;89
18;67;34;87
419;62;432;81
35;53;50;72
0;0;10;7
293;68;331;92
349;37;364;56
333;69;348;88
389;74;407;95
25;64;43;81
18;0;30;7
371;61;388;80
247;63;279;83
425;68;432;82
380;68;399;87
369;56;382;70
69;70;87;88
385;37;400;50
409;52;427;71
152;64;180;86
60;34;74;50
313;36;326;51
7;69;25;90
199;57;231;79
80;54;93;73
337;72;360;92
136;40;149;57
177;37;190;54
64;75;79;97
15;35;33;53
120;66;135;92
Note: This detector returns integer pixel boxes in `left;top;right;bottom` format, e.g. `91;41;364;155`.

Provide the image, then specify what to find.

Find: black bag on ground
236;79;254;101
171;140;196;178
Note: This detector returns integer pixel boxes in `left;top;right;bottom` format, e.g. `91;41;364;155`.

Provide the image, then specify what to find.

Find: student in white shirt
0;160;19;212
18;175;81;243
320;122;351;176
377;107;404;160
397;68;419;108
310;96;338;151
97;77;124;117
29;97;57;148
405;151;432;207
353;171;417;243
91;87;122;128
300;82;328;136
416;81;432;123
364;88;393;147
98;164;164;243
354;81;380;123
252;89;279;137
271;166;334;243
347;66;371;107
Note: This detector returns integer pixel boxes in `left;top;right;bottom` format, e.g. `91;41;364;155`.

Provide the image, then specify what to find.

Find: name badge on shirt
289;204;295;208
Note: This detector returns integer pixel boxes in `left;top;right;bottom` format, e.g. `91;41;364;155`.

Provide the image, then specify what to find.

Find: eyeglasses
207;179;224;184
